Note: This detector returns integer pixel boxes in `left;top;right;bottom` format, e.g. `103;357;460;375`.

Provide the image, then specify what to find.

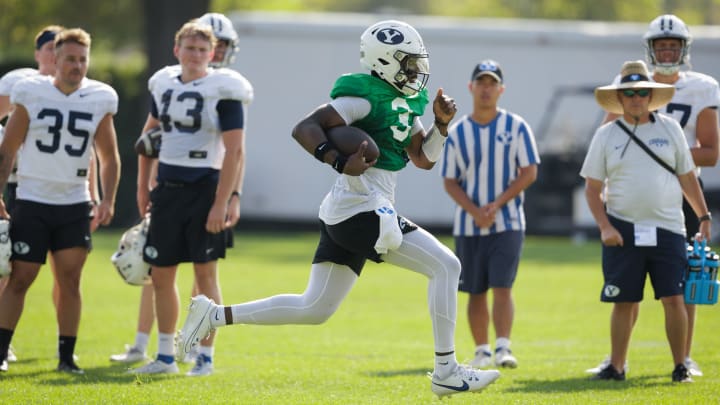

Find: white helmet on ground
197;12;239;68
111;217;151;286
0;219;11;278
643;14;692;75
360;20;429;96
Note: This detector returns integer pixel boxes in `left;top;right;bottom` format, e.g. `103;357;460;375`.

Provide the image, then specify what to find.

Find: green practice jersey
330;74;429;171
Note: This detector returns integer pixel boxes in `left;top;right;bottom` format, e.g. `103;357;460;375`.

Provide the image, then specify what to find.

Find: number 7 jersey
10;75;118;204
148;66;253;170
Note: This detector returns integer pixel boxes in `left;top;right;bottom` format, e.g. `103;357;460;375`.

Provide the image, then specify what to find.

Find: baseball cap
471;60;503;83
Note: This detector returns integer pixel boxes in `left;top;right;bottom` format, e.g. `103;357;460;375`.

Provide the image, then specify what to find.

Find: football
325;125;380;162
134;126;162;158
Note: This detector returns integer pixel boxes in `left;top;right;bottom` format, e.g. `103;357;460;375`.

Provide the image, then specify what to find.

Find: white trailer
228;11;720;235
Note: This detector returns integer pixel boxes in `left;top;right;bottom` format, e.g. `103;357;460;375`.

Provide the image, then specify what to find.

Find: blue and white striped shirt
441;109;540;236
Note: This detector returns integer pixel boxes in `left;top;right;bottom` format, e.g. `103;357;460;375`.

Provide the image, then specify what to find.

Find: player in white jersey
111;12;250;372
587;14;719;378
128;20;252;376
441;60;540;370
0;28;121;374
0;25;98;365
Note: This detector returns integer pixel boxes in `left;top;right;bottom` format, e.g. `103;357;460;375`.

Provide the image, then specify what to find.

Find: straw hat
594;60;675;114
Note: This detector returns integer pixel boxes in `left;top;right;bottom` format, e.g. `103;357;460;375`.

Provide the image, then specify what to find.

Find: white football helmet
643;14;692;75
198;12;239;68
360;20;429;96
0;219;11;278
111;217;151;286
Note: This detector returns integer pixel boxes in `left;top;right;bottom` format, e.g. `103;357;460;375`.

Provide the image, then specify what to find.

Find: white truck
229;11;720;237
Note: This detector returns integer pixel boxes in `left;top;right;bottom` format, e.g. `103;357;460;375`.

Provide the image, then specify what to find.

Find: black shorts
144;181;226;266
455;231;524;294
601;215;686;302
10;199;92;264
313;211;418;276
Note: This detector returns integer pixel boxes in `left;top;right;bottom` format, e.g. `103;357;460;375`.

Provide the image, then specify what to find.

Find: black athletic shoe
57;360;84;375
591;364;626;381
672;363;693;383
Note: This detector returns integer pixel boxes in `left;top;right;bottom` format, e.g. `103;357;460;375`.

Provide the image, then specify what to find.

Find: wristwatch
699;213;712;223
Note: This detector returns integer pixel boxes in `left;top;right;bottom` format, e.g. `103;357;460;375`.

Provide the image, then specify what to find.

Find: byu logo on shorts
604;284;621;298
13;241;30;255
376;28;404;44
144;246;158;259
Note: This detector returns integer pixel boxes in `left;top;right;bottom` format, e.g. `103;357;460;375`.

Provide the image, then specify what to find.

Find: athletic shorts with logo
313;211;418;276
601;215;686;302
144;180;226;266
9;200;92;264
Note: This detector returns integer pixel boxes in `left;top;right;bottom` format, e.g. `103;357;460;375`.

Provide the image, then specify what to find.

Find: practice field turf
1;230;718;404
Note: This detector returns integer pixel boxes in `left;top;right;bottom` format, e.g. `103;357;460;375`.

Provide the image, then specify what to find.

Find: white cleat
585;355;629;374
175;295;216;362
430;364;500;398
182;346;199;364
186;354;214;377
494;347;518;368
110;344;147;364
469;351;492;369
685;358;703;377
6;345;17;362
128;359;179;374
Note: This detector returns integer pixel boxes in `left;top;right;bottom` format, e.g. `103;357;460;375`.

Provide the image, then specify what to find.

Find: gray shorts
455;231;524;294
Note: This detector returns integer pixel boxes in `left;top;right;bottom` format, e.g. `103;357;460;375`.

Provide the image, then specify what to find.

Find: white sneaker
585;355;629;374
110;344;147;363
182;346;199;364
0;359;7;372
430;364;500;398
7;345;17;362
186;354;213;376
685;358;703;377
494;347;518;368
176;295;216;361
469;350;492;368
128;359;179;374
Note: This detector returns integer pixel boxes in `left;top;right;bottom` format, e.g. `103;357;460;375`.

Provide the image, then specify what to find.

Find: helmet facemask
391;51;430;96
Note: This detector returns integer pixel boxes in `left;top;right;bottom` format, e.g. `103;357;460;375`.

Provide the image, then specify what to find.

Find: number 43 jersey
10;75;118;204
148;66;254;170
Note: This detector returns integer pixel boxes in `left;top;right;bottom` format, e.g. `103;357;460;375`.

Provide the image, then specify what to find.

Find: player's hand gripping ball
325;126;380;162
134;126;162;158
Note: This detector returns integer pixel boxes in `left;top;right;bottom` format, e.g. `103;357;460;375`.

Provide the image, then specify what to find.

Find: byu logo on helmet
376;28;404;45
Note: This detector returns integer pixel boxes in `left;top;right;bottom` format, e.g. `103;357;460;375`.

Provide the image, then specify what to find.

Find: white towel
373;195;402;254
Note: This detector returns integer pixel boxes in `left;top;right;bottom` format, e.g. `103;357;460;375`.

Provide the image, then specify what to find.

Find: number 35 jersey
148;66;254;170
11;75;118;204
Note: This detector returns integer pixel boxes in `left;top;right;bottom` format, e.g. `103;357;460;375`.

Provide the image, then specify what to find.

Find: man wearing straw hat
580;60;711;383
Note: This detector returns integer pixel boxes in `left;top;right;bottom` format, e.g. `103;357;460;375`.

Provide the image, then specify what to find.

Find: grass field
1;230;719;404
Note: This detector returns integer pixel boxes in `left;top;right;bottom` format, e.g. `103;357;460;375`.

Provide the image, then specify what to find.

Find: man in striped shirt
441;60;540;370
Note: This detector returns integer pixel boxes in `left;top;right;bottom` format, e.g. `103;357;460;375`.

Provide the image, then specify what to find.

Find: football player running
128;20;252;376
111;12;247;372
587;14;719;378
0;28;121;373
176;20;500;397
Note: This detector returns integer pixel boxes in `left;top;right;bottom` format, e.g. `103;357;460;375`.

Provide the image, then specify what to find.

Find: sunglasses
621;89;650;98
